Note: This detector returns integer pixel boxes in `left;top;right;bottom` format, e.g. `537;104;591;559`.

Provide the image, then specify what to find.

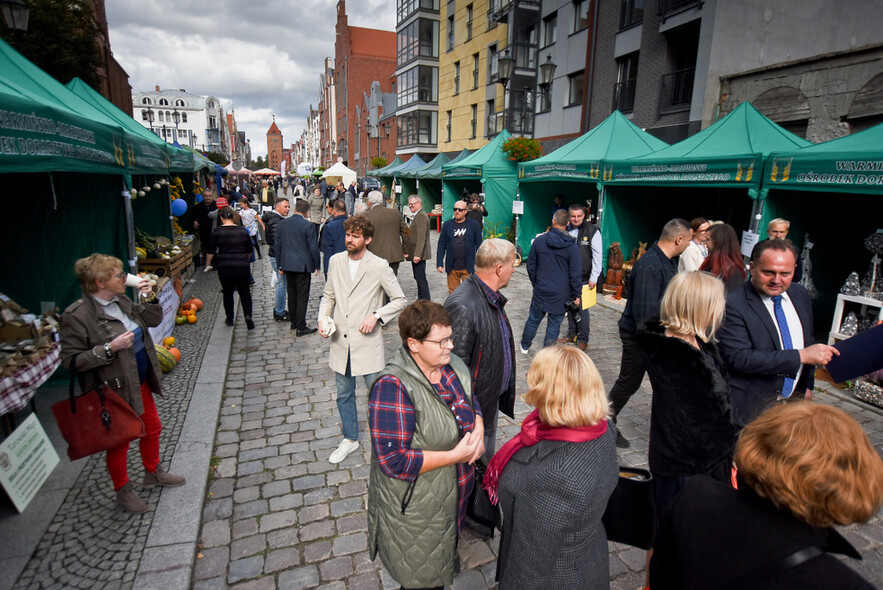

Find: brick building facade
334;0;397;172
267;120;283;171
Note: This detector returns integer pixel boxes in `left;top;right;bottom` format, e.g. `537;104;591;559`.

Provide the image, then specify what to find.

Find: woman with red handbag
60;254;185;513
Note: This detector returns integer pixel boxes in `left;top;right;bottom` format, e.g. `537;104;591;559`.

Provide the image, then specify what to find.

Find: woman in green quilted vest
367;300;484;589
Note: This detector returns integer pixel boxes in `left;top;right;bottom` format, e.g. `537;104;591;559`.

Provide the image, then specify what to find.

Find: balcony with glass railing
659;66;695;112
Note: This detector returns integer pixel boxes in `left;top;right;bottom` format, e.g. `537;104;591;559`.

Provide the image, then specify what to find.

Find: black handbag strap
714;546;823;590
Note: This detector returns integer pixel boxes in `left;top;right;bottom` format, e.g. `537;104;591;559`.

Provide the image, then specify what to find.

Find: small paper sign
0;414;60;513
582;284;597;309
512;200;524;215
741;230;760;258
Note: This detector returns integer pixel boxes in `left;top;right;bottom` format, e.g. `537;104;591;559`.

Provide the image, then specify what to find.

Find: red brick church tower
266;118;283;171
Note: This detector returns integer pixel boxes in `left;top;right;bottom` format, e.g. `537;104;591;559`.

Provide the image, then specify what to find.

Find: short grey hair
552;209;569;227
367;190;383;205
475;238;516;270
768;218;790;231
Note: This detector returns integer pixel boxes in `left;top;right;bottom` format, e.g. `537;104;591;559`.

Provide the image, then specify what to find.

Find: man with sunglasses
437;200;482;294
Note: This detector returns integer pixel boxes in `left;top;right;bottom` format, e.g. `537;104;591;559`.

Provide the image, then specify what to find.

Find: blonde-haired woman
485;345;617;590
638;270;737;514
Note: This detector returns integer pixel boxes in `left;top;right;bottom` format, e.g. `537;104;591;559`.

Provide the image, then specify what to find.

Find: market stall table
0;344;61;435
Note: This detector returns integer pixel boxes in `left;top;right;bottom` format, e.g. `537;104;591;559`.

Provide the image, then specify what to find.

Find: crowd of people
57;180;883;589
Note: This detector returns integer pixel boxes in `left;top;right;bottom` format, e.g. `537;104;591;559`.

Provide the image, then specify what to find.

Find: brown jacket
363;204;408;265
405;209;431;262
60;293;163;416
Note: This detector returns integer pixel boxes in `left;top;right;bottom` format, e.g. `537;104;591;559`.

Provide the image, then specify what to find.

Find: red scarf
483;409;608;505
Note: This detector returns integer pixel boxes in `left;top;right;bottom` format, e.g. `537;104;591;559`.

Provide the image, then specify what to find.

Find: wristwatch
373;312;384;325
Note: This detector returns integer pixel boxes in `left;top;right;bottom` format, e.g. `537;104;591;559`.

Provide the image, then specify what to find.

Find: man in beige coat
318;216;407;464
403;194;432;300
362;190;408;275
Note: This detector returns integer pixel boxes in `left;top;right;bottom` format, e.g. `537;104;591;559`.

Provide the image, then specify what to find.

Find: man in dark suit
276;199;320;335
718;239;839;426
362;190;408;275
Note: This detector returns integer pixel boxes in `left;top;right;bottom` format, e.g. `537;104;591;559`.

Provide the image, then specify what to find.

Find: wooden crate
138;250;190;279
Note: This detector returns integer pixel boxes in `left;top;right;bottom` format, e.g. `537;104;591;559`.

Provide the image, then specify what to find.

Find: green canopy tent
66;78;181;240
398;152;452;212
388;154;427;205
367;156;402;177
442;132;518;236
0;38;166;311
372;157;408;198
516;111;668;256
754;122;883;332
601;102;811;259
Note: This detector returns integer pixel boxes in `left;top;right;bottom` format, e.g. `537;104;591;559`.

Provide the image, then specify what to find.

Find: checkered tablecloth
0;345;61;415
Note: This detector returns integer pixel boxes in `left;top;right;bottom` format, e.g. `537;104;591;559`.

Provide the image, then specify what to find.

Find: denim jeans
269;256;286;316
520;297;564;349
335;369;381;441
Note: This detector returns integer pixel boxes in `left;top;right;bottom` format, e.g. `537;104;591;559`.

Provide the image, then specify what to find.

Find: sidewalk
3;236;882;589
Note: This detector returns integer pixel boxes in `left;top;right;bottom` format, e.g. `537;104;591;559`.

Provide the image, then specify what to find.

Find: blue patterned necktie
772;295;795;398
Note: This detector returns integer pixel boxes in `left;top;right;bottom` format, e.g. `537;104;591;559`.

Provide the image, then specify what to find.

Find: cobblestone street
3;234;883;590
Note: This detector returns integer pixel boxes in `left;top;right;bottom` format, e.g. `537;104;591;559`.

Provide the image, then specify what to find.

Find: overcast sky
106;0;395;160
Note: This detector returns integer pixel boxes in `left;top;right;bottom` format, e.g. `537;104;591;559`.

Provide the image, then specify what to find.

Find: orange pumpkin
189;298;204;311
162;336;175;347
187;314;197;324
168;347;182;361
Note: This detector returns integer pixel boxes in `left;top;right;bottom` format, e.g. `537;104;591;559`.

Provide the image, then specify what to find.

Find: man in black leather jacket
443;238;517;457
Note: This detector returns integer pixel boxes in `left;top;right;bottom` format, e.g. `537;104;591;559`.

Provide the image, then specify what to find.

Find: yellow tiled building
438;0;508;152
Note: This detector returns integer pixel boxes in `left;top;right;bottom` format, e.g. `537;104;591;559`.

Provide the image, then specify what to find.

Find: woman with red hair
699;223;746;293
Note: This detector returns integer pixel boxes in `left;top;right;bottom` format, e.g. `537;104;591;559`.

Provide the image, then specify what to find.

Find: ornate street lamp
171;109;180;143
496;49;556;137
0;0;29;37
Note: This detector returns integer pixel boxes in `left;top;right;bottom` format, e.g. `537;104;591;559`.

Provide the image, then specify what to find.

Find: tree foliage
251;156;268;169
203;151;227;166
371;156;387;169
0;0;102;89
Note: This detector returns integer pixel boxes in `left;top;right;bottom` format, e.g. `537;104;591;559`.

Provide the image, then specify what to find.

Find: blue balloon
171;199;188;216
195;194;203;203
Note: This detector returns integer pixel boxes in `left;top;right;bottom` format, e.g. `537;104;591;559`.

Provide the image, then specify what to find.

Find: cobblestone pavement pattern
8;233;883;590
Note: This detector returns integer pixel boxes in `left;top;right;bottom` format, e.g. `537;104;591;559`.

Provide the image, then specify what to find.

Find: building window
397;65;439;107
454;61;460;95
166;111;171;120
543;12;557;46
619;0;643;29
158;111;164;122
175;99;185;107
568;70;585;106
141;110;148;121
397;110;437;146
397;0;441;24
141;97;152;105
446;110;452;142
573;0;589;32
487;44;498;83
471;104;477;139
613;53;638;112
182;113;188;123
472;53;480;89
159;98;169;106
466;4;473;40
447;15;454;51
486;98;496;137
208;100;215;109
209;116;217;128
397;18;439;64
540;84;552;112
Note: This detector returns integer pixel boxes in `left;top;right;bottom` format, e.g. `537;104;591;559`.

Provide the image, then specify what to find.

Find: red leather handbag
51;355;145;461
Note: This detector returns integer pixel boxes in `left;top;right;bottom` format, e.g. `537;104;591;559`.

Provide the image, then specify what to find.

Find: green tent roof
65;78;182;174
0;38;135;175
519;111;668;182
607;102;811;189
764;122;883;194
399;152;450;179
442;131;516;179
367;156;403;177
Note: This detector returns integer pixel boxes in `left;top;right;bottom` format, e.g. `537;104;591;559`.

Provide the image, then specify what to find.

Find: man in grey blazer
403;194;431;300
276;199;320;335
318;216;407;464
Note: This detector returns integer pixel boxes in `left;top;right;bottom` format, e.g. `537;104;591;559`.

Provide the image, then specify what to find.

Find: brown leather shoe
143;465;186;488
577;341;588;352
116;482;148;513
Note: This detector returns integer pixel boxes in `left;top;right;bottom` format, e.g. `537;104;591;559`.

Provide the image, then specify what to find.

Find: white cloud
106;0;395;159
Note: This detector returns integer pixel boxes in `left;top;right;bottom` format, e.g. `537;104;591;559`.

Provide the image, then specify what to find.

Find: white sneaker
519;345;530;355
329;438;361;464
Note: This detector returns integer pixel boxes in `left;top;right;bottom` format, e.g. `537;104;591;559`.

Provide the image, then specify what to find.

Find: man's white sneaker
519;345;530;355
329;438;361;464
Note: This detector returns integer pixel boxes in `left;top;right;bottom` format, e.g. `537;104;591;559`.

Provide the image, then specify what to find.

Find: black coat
275;213;320;273
639;322;737;478
650;475;873;590
261;210;285;257
717;281;815;426
443;275;516;427
209;225;253;278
